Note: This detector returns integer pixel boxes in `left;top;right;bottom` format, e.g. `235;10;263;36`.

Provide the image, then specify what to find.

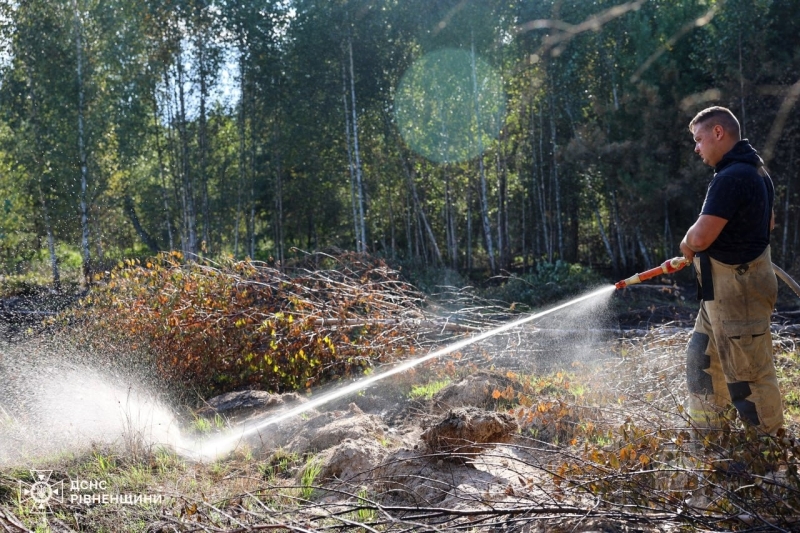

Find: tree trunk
402;158;441;263
738;30;747;139
273;126;285;265
663;197;672;258
248;178;255;258
248;81;257;260
212;154;230;253
176;48;197;257
635;226;652;268
496;148;509;271
93;213;104;263
38;181;59;289
466;176;473;271
348;36;367;253
794;205;799;268
594;205;618;276
548;89;563;260
782;143;794;265
536;105;551;262
152;93;174;250
235;53;246;259
436;91;457;268
445;171;457;269
405;192;412;260
612;191;627;272
342;61;361;253
162;63;183;251
471;40;495;273
416;207;427;265
521;178;528;271
26;74;59;288
783;174;790;265
389;193;396;260
197;36;210;254
74;0;91;284
124;196;160;253
521;187;526;269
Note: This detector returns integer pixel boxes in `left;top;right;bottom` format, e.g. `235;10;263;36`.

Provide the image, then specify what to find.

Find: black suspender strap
695;252;715;302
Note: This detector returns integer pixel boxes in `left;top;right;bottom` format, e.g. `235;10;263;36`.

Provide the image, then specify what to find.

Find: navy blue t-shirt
700;140;773;265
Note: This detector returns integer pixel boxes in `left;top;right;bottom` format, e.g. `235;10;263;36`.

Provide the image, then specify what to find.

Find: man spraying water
679;106;783;437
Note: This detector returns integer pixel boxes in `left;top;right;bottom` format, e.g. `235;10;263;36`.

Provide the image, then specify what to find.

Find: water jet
178;285;616;462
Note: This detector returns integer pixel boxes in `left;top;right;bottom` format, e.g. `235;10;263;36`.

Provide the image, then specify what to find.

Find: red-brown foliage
72;251;428;396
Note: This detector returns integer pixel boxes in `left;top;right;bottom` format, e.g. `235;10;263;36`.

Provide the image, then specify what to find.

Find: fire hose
614;256;800;298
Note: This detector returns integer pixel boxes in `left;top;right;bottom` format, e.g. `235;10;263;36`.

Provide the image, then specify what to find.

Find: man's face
691;122;724;167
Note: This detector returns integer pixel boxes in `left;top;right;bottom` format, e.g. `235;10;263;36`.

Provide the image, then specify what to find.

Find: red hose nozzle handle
615;257;689;289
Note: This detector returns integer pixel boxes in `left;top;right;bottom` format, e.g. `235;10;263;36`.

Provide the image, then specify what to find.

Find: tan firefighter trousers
686;246;783;435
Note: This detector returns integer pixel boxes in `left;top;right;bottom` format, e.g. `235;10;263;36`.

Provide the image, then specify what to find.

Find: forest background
0;0;798;290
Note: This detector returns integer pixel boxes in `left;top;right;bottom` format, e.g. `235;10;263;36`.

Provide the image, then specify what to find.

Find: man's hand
680;237;697;262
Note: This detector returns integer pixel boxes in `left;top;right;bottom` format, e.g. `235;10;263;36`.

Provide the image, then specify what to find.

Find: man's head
688;106;741;167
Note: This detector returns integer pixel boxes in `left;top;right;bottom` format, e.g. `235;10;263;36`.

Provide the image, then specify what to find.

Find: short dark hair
689;106;741;139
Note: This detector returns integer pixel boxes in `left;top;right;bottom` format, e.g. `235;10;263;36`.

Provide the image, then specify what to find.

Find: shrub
70;252;428;398
484;260;605;309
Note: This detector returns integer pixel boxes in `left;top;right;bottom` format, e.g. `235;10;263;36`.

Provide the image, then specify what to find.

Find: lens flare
394;48;505;164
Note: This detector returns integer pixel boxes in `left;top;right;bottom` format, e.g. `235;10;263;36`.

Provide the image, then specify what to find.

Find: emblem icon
19;470;63;513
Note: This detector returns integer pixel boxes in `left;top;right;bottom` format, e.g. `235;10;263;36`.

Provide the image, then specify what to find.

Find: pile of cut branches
71;251;433;396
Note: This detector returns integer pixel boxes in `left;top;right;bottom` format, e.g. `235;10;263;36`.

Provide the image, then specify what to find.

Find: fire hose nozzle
614;256;690;290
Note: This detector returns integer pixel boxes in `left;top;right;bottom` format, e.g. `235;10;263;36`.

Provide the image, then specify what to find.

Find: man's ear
713;124;725;139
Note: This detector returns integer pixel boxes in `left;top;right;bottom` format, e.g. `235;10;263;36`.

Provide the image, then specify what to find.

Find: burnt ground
188;340;798;532
3;277;800;531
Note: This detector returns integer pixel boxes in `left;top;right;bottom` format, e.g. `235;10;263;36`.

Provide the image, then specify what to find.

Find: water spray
179;285;616;461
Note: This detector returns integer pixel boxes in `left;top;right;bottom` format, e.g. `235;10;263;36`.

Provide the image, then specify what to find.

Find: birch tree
74;0;91;283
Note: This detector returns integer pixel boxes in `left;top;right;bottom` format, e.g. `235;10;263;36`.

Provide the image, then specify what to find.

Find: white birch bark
74;0;91;283
197;36;210;253
348;36;367;253
470;40;495;273
594;205;618;275
234;53;246;259
176;47;197;257
342;61;361;252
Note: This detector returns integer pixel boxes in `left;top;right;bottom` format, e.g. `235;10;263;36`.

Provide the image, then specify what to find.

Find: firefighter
679;106;782;436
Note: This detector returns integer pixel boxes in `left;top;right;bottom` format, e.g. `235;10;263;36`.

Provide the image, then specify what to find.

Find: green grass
300;455;322;500
356;487;375;521
191;413;226;435
408;378;451;400
260;449;301;482
93;451;117;476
